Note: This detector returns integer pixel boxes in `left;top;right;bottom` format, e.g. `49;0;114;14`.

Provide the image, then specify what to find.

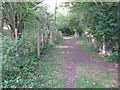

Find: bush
2;35;38;88
2;35;64;88
108;52;118;63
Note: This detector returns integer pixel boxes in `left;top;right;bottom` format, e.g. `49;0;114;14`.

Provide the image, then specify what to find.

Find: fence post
36;18;40;59
118;1;120;62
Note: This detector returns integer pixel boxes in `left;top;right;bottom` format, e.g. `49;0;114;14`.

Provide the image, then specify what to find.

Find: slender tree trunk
74;30;77;37
47;33;51;43
118;1;120;61
0;20;2;88
59;31;62;37
0;3;3;79
50;33;53;44
15;28;18;40
0;19;2;31
102;35;106;55
42;34;44;47
18;21;24;38
91;37;97;48
55;0;57;25
77;31;79;37
1;19;4;31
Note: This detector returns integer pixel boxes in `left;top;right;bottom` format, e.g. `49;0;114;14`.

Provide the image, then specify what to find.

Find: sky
43;0;69;13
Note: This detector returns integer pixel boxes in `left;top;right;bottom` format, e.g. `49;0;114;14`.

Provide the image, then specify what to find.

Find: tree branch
93;0;98;5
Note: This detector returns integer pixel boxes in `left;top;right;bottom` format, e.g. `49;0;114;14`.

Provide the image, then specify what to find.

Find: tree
61;1;118;60
2;2;43;39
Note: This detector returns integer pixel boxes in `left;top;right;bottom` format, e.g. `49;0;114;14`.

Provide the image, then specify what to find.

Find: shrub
108;52;118;63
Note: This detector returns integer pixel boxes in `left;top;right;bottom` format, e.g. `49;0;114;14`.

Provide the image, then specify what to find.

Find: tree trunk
77;31;79;37
0;19;2;32
18;22;24;38
50;33;53;44
101;36;106;55
0;29;2;86
0;19;2;31
74;30;78;37
47;33;51;43
15;28;18;40
3;2;26;39
118;1;120;61
42;34;44;47
59;31;62;37
91;37;97;48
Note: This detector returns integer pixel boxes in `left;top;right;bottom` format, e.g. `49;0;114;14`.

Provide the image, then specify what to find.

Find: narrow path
58;36;118;88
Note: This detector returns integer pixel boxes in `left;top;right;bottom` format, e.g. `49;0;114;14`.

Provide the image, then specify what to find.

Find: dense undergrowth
76;35;118;64
2;37;66;88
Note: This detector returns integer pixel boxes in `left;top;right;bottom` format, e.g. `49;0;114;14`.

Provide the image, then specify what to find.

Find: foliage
2;36;66;88
2;2;42;38
2;1;64;88
77;36;108;62
54;37;64;45
108;52;118;63
61;2;118;63
2;36;37;88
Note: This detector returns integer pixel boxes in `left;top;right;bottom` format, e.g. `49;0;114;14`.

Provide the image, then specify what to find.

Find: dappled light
58;45;72;49
63;37;73;40
59;36;118;88
61;51;86;54
1;0;119;89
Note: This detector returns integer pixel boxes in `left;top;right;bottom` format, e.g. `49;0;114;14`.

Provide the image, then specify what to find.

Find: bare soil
58;36;119;88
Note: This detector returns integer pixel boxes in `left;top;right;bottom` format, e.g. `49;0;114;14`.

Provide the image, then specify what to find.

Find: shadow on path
58;36;118;88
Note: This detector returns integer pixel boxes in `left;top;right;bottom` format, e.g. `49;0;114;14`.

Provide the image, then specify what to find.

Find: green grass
37;45;67;88
76;36;109;62
75;73;105;88
29;37;67;88
75;64;118;88
74;35;119;88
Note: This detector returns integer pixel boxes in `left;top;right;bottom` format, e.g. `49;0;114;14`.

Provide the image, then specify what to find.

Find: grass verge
75;73;105;88
75;64;118;88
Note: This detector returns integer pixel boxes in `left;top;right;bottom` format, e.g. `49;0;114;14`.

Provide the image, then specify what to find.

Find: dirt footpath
58;36;118;88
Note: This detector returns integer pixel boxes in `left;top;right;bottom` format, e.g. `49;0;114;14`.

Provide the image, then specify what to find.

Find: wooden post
42;34;44;47
0;4;2;87
36;19;40;59
118;1;120;61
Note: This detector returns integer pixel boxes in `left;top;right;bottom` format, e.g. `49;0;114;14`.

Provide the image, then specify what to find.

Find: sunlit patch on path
63;36;73;40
